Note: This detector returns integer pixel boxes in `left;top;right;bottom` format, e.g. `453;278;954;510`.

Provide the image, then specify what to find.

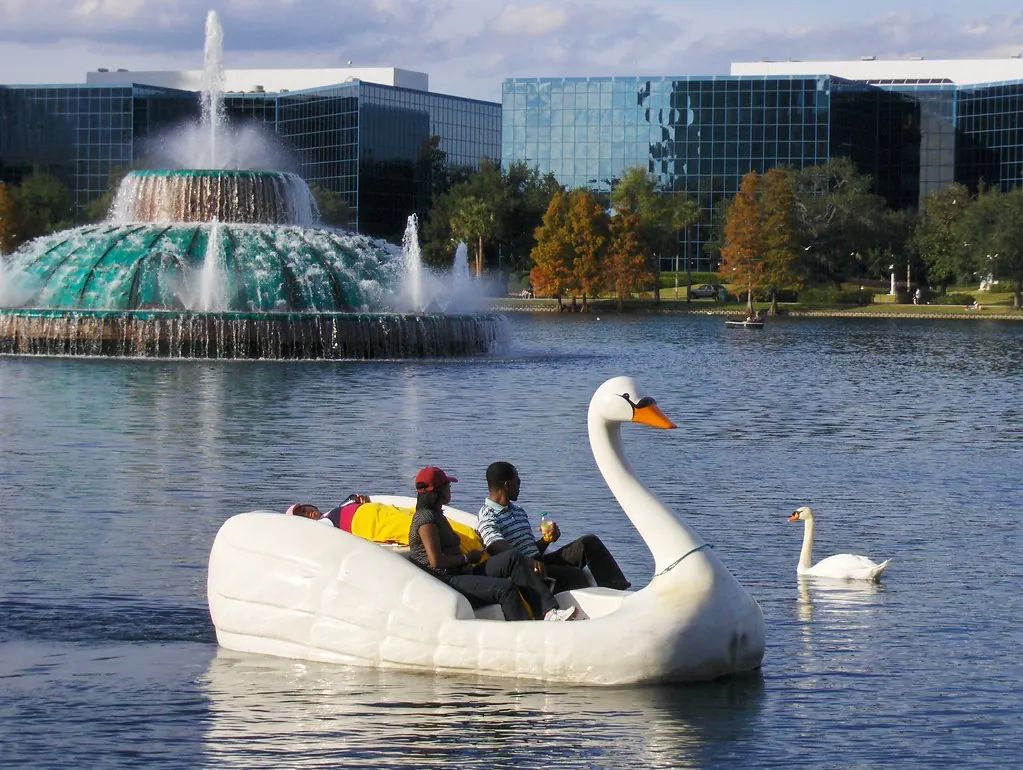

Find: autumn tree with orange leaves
720;171;765;313
607;211;651;311
566;188;609;311
530;190;575;309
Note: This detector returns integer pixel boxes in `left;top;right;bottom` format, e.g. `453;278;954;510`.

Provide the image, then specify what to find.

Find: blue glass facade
502;74;1023;271
227;82;499;238
271;82;499;239
503;76;847;271
2;80;500;242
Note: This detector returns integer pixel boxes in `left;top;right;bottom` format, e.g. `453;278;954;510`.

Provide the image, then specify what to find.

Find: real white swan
206;376;765;685
788;506;891;581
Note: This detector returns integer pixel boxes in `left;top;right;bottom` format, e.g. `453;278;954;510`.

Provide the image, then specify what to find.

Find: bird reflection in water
795;576;887;657
200;650;765;768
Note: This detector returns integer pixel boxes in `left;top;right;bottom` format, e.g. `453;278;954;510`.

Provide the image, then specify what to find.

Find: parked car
689;283;723;299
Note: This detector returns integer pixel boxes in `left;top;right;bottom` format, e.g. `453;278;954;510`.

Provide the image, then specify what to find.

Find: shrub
933;292;975;305
799;287;874;306
659;271;721;288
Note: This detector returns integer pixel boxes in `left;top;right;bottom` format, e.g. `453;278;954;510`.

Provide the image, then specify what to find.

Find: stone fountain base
0;309;506;359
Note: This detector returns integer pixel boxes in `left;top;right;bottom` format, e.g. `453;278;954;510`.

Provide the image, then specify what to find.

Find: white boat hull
208;510;764;685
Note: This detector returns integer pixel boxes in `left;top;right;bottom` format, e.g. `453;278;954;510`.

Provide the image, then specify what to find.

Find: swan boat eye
619;393;657;411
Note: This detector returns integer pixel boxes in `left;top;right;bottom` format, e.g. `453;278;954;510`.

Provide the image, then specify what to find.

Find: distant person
408;466;575;621
913;288;922;305
477;461;631;593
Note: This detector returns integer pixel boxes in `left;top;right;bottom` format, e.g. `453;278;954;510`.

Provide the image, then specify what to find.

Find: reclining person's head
286;503;322;520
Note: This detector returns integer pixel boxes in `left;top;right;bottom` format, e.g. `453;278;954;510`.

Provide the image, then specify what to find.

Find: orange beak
632;400;677;430
787;512;800;522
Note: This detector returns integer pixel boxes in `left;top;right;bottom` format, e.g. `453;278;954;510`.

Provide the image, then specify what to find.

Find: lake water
2;313;1021;768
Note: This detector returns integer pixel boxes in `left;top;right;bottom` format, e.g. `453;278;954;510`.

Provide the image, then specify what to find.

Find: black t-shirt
408;506;463;574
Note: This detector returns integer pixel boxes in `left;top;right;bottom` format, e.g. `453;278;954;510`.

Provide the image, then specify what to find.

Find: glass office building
502;74;1023;271
0;84;196;210
267;82;500;239
955;80;1023;192
1;80;500;242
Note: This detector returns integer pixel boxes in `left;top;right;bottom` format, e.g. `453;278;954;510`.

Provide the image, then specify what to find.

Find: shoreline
490;298;1023;321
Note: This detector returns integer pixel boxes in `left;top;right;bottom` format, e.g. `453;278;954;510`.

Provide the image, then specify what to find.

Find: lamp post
889;264;896;296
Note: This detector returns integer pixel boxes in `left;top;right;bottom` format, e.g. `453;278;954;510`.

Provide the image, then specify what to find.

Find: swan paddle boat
207;376;765;685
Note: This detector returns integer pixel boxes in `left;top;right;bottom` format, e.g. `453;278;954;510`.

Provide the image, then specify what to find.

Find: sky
1;1;1021;101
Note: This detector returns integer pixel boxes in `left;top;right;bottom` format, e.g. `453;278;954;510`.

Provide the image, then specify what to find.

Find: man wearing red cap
408;466;575;621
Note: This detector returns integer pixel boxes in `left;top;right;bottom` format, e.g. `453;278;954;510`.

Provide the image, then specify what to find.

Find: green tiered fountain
0;13;501;359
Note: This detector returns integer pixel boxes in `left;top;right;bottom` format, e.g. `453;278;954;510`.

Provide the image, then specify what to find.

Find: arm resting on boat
419;522;480;571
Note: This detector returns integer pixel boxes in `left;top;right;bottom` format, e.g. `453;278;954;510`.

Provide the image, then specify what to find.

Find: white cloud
492;4;569;36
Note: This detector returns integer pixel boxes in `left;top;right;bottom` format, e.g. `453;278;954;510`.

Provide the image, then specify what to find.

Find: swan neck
588;410;704;574
799;518;815;569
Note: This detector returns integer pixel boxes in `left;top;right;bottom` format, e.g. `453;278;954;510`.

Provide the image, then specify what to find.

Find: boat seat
473;604;505;621
554;586;629;620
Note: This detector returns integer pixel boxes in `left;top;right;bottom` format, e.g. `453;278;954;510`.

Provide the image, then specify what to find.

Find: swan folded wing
208;512;477;665
803;553;890;580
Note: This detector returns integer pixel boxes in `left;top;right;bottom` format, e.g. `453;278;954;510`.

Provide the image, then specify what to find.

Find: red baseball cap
415;466;458;492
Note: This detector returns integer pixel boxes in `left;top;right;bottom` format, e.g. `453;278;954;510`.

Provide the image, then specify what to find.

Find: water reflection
794;576;888;659
796;577;885;621
200;650;765;768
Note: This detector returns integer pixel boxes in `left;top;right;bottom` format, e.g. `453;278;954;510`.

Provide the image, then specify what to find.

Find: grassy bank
493;293;1022;319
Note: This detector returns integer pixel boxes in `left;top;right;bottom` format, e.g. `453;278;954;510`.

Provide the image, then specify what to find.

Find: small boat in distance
726;309;764;329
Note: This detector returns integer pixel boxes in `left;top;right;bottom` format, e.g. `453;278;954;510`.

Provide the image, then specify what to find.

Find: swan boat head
586;376;765;671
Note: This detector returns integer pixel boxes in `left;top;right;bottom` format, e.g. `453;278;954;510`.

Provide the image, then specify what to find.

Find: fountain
0;12;502;360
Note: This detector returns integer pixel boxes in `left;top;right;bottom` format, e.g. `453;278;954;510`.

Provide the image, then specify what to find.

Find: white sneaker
543;606;577;622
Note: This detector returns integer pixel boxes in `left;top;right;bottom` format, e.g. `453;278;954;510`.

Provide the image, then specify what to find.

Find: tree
607;211;652;311
501;162;563;273
0;183;19;253
309;183;355;227
793;158;888;285
759;168;800;315
421;160;561;276
566;188;609;310
530;190;574;307
81;168;128;224
960;187;1023;309
450;195;497;277
10;170;75;242
611;167;698;303
720;171;764;313
912;183;973;291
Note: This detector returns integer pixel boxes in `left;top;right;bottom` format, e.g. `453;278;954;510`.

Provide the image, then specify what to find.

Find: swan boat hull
207;506;765;685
